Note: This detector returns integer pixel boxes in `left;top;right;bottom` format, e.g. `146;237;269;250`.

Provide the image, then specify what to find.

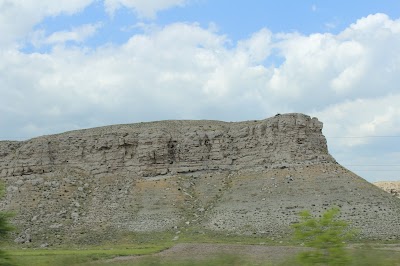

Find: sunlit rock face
374;181;400;198
0;113;333;178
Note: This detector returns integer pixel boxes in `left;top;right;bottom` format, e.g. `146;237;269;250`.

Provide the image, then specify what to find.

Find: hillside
0;113;399;246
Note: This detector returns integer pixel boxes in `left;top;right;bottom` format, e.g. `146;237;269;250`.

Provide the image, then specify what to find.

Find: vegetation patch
7;245;169;266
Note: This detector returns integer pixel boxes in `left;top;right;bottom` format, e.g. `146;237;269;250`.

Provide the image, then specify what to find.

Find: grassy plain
6;244;169;266
5;232;400;266
8;246;400;266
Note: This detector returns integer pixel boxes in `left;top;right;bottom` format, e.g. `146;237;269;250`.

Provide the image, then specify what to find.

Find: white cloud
44;23;102;45
313;95;400;147
0;0;94;47
346;13;400;33
1;13;400;139
266;14;400;110
104;0;188;18
325;22;337;30
0;22;276;140
1;12;400;181
29;23;102;47
237;29;272;63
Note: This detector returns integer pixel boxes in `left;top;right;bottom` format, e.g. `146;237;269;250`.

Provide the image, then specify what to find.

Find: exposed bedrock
0;113;399;246
0;113;333;179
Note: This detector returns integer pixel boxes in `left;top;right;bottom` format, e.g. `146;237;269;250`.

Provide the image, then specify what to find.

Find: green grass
279;248;400;266
3;230;282;266
6;245;169;266
5;243;400;266
96;254;271;266
79;248;400;266
4;230;400;266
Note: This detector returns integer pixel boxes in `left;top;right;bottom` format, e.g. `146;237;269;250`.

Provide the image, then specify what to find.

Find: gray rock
0;113;399;245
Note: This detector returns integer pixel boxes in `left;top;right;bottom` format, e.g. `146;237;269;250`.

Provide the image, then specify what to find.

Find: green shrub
292;207;354;265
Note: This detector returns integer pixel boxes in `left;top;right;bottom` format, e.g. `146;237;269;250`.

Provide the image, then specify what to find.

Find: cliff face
0;113;399;246
0;113;333;179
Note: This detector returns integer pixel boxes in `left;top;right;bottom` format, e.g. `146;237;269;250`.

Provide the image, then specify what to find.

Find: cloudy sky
1;0;400;182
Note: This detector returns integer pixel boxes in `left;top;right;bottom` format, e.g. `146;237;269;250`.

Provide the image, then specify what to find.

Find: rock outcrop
0;113;399;246
0;113;332;179
374;181;400;198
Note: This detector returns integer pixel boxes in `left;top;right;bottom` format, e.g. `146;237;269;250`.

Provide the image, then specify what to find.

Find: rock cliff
0;113;333;179
0;113;399;246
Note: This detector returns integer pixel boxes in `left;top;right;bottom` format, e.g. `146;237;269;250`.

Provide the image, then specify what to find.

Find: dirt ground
99;242;400;265
102;243;309;264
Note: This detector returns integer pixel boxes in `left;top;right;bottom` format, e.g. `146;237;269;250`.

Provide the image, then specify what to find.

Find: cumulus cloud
0;22;274;139
313;95;400;146
104;0;188;18
1;13;400;141
0;0;192;47
1;12;400;182
0;0;94;47
264;14;400;116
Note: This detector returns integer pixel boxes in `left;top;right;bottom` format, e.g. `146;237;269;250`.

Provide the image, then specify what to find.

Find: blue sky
25;1;400;50
1;0;400;182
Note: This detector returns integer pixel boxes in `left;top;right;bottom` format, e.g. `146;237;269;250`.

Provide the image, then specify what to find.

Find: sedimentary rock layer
0;113;333;179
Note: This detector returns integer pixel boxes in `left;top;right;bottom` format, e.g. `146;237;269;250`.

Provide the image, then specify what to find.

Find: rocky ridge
0;113;399;246
0;113;333;179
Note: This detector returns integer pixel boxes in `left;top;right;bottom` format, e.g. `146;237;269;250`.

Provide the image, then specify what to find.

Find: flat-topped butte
0;113;399;246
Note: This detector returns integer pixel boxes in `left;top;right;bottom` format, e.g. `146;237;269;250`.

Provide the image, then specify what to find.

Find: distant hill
1;113;399;247
374;181;400;198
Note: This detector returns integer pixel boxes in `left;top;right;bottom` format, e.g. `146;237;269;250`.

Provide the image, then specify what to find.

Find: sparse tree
292;207;354;265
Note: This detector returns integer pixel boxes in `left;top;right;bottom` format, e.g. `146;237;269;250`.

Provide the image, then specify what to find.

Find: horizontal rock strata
0;113;333;179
